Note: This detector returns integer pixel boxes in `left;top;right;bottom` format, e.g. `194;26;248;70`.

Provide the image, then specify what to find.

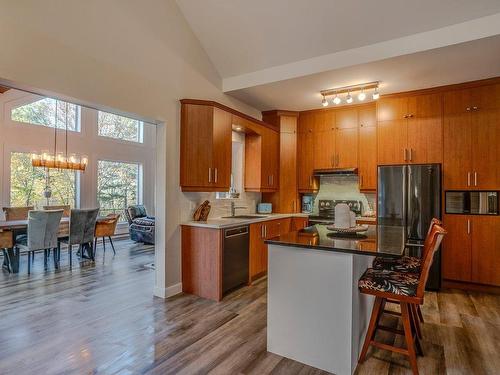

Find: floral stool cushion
372;256;421;273
359;268;420;297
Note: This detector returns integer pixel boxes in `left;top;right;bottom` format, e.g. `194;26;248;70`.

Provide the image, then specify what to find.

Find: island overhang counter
265;224;405;375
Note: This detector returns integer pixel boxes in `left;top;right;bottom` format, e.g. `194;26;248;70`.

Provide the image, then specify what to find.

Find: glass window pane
11;97;80;131
10;152;77;208
97;160;140;220
97;111;142;142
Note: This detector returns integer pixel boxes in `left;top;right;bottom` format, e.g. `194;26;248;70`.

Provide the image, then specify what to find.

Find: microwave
445;191;498;215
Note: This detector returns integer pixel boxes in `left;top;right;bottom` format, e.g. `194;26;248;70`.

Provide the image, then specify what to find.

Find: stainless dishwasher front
223;226;249;295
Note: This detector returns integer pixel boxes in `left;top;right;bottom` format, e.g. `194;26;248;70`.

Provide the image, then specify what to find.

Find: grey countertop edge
181;213;309;229
264;239;401;258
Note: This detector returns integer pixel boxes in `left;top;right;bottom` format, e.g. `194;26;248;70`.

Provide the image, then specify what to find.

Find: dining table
1;217;106;273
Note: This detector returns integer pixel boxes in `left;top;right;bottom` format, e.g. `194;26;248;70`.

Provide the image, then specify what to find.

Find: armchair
125;205;155;244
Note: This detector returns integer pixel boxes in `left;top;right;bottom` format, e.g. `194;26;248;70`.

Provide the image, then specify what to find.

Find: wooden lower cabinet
291;217;309;231
443;214;500;287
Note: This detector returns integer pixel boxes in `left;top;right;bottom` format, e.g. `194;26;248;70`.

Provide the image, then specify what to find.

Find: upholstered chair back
26;210;64;250
69;209;99;245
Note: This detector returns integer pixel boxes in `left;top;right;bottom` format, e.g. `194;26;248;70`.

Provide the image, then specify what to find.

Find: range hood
313;168;358;176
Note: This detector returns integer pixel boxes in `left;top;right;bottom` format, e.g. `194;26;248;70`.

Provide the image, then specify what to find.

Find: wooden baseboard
442;279;500;294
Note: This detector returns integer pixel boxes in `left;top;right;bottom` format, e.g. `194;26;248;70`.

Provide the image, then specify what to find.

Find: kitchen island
265;224;405;375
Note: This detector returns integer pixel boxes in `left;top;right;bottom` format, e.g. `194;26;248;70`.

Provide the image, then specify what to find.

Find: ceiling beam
222;13;500;92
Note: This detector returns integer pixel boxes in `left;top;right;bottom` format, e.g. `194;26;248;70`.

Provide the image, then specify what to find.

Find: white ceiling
177;0;500;111
228;35;500;111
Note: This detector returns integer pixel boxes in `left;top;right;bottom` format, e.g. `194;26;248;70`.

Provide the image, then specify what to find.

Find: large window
11;97;80;131
97;160;140;219
98;111;143;143
10;152;77;208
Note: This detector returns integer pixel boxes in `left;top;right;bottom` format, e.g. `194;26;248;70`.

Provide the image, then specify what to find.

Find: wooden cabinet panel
211;107;233;188
407;117;443;164
277;218;292;235
245;134;263;191
377;119;407;165
471;109;500;189
180;104;214;189
245;128;280;192
471;216;500;286
442;215;472;282
181;226;222;301
359;123;377;190
279;118;298;212
313;111;335;170
443;88;471;115
262;129;280;190
377;97;407;121
336;127;358;168
335;108;358;129
291;217;309;231
297;113;318;192
249;222;266;280
443;113;472;189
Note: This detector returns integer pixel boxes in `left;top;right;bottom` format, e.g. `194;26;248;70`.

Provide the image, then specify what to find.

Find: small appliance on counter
301;195;314;214
257;203;273;214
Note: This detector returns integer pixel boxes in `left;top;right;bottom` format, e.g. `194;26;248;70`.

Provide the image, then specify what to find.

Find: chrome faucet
230;201;247;217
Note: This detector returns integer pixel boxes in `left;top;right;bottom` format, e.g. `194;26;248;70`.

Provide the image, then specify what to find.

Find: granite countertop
182;213;309;229
265;224;406;257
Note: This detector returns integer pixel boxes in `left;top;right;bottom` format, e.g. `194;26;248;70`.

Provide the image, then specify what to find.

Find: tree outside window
11;97;80;131
10;152;77;208
98;111;143;143
97;160;140;220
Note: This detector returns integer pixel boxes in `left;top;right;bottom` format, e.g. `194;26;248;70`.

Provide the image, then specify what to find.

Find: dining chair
14;210;64;274
2;206;34;221
58;208;99;269
43;205;71;217
1;230;14;273
358;224;447;375
94;214;120;255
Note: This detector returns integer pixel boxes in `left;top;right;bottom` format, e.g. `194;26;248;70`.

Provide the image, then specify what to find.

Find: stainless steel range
308;199;363;224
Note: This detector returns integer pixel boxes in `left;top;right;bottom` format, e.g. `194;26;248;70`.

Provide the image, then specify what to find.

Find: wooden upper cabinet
377;93;443;165
377;97;407;121
406;93;443;164
245;128;280;192
335;108;358;168
313;111;336;169
377;119;407;165
358;105;377;191
297;112;318;192
443;84;500;189
180;103;232;191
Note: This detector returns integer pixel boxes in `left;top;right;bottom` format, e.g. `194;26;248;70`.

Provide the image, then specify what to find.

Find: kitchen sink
222;215;268;219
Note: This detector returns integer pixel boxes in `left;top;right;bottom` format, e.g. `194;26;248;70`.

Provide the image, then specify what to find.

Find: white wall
0;89;156;227
0;0;261;297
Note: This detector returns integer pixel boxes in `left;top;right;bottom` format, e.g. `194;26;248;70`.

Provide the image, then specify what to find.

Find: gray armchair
15;210;64;274
125;205;155;244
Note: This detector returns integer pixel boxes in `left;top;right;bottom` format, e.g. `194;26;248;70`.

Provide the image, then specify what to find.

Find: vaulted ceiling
177;0;500;110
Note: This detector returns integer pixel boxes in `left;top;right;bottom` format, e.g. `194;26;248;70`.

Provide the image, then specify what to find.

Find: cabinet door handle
467;219;471;234
466;107;471;111
309;175;312;187
403;148;407;162
208;167;212;183
261;225;264;238
214;168;218;183
409;149;413;162
474;172;477;186
472;106;478;111
467;172;471;186
264;225;267;237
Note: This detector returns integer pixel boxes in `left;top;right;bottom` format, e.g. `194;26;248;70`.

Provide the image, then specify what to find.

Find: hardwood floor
1;241;499;374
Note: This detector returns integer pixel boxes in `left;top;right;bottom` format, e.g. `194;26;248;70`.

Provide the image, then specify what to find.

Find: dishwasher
223;226;249;295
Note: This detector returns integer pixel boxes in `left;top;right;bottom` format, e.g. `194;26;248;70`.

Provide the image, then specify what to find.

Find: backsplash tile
310;175;375;215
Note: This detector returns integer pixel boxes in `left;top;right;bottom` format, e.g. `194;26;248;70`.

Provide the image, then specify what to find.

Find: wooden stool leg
359;296;383;363
411;304;422;340
416;305;424;323
401;302;419;375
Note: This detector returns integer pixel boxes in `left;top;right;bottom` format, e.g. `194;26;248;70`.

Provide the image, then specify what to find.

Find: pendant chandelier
31;101;88;171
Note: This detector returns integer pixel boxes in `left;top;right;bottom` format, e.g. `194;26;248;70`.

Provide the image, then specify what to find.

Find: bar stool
371;218;442;326
358;224;447;375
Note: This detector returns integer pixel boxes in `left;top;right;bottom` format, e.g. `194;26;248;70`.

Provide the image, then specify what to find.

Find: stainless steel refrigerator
377;164;441;290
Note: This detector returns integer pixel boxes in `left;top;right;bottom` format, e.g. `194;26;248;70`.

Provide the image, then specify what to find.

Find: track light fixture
319;81;380;107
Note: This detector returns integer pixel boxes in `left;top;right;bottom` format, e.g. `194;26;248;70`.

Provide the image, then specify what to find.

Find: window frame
96;110;144;144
